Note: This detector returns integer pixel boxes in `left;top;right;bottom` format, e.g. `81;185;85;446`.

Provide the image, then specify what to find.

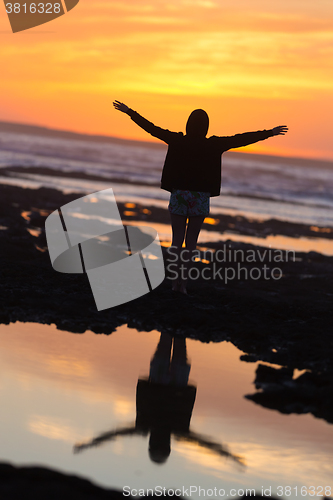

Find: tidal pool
0;322;332;499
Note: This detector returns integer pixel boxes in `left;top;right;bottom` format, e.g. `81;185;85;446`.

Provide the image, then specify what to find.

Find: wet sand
0;183;333;426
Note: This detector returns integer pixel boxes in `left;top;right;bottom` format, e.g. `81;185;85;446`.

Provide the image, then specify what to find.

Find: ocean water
1;127;333;227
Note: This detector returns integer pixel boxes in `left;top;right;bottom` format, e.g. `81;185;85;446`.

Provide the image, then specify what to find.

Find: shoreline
2;164;333;215
2;118;333;166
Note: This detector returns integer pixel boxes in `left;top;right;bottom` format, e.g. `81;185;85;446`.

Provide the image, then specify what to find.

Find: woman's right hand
113;100;130;114
272;125;288;136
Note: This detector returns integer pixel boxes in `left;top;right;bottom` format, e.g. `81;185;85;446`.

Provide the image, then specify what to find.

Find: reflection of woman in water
74;333;244;466
113;100;288;294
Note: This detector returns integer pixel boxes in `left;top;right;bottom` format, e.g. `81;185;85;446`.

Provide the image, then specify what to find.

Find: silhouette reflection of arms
174;430;245;466
74;426;245;466
73;424;146;454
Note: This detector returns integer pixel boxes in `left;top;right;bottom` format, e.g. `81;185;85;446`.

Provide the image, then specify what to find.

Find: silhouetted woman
113;100;288;294
74;332;244;467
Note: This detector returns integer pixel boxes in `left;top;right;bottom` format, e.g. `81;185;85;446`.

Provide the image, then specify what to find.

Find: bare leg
167;213;187;291
179;215;206;293
151;332;173;361
171;337;187;363
170;337;191;387
149;332;173;385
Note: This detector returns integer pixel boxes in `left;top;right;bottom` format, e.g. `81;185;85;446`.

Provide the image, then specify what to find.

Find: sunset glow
0;1;332;158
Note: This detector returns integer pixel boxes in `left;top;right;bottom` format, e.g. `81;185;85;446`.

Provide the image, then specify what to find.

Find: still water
0;322;332;498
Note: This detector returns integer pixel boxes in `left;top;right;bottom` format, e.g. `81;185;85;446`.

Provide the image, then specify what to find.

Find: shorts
168;189;210;217
149;357;191;387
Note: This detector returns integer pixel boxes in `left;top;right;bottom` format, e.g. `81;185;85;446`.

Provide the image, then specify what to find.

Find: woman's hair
148;428;171;464
186;109;209;137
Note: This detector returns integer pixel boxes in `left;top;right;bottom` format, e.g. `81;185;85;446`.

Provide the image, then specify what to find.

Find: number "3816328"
5;3;61;13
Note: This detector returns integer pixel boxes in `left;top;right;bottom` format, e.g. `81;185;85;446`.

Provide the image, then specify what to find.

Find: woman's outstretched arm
113;100;180;144
73;424;143;454
218;125;288;151
174;430;245;466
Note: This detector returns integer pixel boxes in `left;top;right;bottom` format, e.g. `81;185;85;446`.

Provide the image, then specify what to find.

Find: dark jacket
136;378;197;433
128;109;274;197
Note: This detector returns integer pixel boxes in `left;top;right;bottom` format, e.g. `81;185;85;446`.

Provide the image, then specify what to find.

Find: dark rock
0;462;186;500
254;364;294;387
0;462;126;500
246;365;333;423
240;354;259;363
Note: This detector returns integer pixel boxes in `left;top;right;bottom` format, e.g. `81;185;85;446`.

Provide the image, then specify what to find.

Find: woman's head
186;109;209;137
148;428;171;464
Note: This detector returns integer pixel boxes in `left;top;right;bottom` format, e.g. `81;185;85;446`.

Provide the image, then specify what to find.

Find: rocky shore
0;463;288;500
0;462;125;500
1;183;333;425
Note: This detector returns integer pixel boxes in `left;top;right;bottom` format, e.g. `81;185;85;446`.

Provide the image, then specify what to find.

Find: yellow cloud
113;398;135;417
47;355;92;378
28;415;89;442
1;0;332;157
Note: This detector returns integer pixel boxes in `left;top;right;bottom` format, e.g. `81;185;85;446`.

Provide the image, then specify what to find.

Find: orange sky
0;0;333;159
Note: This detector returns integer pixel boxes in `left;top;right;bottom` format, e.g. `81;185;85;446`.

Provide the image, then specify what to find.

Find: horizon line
1;118;332;165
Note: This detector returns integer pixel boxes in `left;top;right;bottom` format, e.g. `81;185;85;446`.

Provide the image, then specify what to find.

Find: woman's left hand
272;125;288;136
113;100;130;114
